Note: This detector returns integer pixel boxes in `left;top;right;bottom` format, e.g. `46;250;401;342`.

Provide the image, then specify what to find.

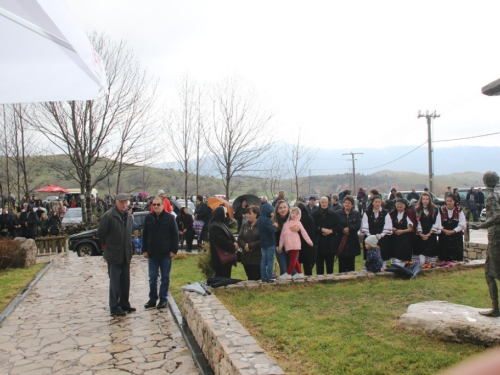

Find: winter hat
365;234;381;248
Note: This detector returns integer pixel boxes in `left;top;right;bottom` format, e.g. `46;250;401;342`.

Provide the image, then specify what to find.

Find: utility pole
343;152;363;194
417;110;440;193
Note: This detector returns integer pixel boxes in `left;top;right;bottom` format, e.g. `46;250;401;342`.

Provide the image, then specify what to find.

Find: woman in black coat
295;202;316;276
49;211;61;236
334;195;361;272
234;199;248;232
312;197;337;275
238;205;261;280
21;205;38;239
209;206;238;278
176;207;195;252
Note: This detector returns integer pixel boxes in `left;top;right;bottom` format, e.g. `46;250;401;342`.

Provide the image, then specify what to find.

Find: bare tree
288;129;317;199
260;142;287;199
1;105;42;202
31;33;158;222
164;75;198;200
194;86;209;197
205;77;272;199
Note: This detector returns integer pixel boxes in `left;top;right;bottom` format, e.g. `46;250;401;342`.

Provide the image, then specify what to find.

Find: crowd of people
207;188;471;282
0;196;68;239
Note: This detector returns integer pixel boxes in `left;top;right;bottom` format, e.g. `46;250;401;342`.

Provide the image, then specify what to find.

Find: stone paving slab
0;256;200;375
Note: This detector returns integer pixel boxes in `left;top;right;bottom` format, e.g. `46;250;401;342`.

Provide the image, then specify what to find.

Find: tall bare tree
205;77;272;199
288;129;317;199
164;75;197;200
1;105;42;202
260;142;287;199
31;32;158;222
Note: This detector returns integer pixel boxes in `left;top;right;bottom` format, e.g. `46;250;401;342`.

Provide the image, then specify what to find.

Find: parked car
174;199;195;215
481;208;486;222
42;195;60;205
61;208;83;228
68;211;149;257
456;187;486;207
384;190;445;207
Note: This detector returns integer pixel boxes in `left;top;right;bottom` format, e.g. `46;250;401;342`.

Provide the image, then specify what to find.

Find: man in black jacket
97;193;135;317
194;195;211;246
143;197;179;309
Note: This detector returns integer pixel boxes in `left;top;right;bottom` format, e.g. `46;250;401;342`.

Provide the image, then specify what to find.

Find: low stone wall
181;292;284;375
464;242;488;260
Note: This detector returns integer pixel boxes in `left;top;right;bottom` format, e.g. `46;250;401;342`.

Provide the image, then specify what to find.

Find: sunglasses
152;203;162;207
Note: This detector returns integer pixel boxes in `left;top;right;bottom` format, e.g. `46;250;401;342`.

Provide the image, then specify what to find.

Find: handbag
215;245;237;266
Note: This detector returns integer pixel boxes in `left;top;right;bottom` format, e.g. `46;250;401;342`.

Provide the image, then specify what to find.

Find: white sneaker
292;273;304;280
279;273;292;280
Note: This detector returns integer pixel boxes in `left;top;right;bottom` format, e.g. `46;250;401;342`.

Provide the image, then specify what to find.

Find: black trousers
316;252;335;274
243;264;261;281
215;265;232;278
338;256;356;273
108;262;131;312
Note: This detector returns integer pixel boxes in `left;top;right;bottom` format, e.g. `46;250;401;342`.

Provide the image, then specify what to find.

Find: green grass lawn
170;255;491;375
0;262;48;312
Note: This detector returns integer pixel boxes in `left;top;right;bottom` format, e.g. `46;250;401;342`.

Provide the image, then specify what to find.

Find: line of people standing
207;190;467;281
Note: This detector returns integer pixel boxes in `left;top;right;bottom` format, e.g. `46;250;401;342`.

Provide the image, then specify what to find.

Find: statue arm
470;214;500;229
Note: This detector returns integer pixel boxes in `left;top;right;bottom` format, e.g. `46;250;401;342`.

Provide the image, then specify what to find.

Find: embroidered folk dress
439;205;466;261
389;210;413;261
415;208;442;257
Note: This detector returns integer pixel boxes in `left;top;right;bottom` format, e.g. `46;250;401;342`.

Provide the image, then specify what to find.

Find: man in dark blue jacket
143;197;179;309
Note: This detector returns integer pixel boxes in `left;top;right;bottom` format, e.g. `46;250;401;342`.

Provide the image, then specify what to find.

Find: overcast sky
66;0;500;154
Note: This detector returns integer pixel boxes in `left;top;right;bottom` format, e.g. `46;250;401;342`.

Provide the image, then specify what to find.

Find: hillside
0;155;489;200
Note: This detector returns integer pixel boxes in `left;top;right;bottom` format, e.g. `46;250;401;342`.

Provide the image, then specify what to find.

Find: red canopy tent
36;184;69;193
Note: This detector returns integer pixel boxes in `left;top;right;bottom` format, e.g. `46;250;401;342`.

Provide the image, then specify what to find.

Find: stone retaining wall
464;242;488;260
181;292;284;375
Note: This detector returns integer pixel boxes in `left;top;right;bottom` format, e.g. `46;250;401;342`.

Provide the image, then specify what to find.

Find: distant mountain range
158;145;500;176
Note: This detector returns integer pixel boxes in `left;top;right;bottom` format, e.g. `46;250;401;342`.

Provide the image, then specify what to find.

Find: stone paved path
0;256;200;375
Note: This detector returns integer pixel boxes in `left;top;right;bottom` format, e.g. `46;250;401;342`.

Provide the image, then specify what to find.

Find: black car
69;211;149;257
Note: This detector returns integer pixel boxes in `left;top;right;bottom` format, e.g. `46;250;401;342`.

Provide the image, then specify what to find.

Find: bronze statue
469;171;500;317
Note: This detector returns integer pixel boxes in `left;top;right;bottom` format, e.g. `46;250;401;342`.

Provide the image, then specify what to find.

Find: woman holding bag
334;195;361;272
209;206;238;278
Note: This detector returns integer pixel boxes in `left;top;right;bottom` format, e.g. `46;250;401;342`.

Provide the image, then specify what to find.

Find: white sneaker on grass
279;273;292;280
292;273;304;280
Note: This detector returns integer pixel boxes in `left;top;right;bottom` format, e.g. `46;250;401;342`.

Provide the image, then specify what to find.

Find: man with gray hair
98;193;135;317
272;190;286;207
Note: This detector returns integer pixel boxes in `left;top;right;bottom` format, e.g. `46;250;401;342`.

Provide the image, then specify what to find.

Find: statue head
483;171;499;189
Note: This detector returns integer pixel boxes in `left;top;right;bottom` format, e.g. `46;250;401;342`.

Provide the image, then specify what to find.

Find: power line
434;131;500;143
358;141;427;171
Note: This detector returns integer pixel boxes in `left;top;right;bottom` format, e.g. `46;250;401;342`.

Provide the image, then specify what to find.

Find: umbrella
0;0;107;104
132;192;150;197
232;194;261;210
36;184;69;193
207;197;234;219
385;263;423;280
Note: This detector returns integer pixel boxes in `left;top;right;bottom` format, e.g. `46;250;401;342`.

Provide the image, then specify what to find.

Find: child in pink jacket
278;207;314;280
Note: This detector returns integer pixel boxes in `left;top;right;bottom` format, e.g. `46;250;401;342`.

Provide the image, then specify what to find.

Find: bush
0;238;25;270
62;222;98;236
197;242;215;279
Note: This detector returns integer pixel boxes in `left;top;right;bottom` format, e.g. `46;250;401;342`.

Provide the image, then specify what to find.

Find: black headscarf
209;206;232;238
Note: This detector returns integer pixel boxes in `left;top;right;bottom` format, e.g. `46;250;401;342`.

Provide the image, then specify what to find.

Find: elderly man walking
143;197;179;309
97;193;136;317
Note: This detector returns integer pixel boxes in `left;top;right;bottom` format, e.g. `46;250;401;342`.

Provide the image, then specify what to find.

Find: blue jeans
148;256;172;302
276;248;295;276
261;246;275;279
